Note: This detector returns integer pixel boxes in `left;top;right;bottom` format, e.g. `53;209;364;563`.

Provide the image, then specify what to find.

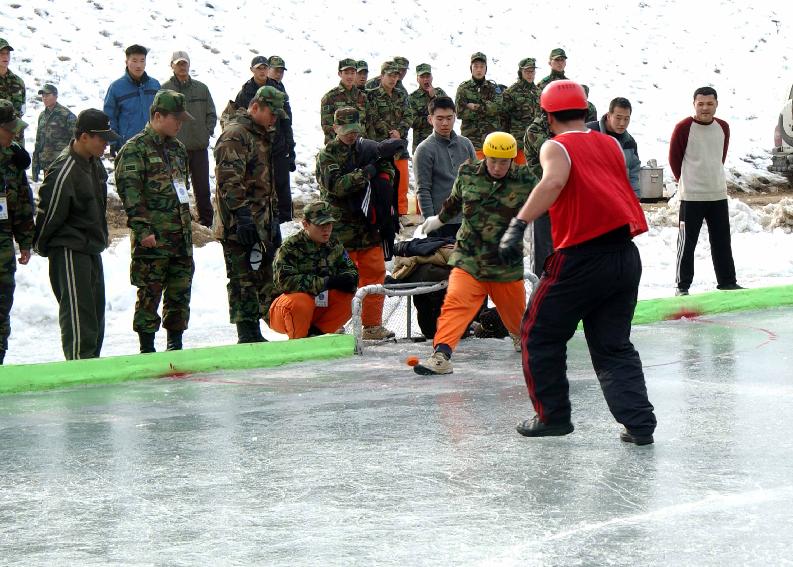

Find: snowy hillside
3;0;793;364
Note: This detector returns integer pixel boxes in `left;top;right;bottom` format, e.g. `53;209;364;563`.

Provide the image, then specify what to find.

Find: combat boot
0;349;5;365
166;330;183;351
413;351;453;375
516;415;574;437
510;333;522;352
361;325;396;340
138;332;156;354
236;321;266;344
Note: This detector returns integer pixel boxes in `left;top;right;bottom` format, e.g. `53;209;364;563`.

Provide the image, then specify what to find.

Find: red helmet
540;80;588;112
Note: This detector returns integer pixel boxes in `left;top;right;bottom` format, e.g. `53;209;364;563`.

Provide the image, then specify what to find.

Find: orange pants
269;290;354;339
347;246;385;326
513;151;527;165
395;158;409;215
434;268;526;351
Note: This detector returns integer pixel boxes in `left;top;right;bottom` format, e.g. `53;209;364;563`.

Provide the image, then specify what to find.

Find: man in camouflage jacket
537;48;569;90
269;201;358;339
523;113;555;276
502;58;540;164
414;131;537;375
266;55;297;222
214;85;287;343
32;84;77;181
408;63;448;152
454;52;503;155
365;56;410;98
0;39;26;145
115;90;195;354
315;107;396;341
367;61;411;215
0;99;34;364
320;58;370;144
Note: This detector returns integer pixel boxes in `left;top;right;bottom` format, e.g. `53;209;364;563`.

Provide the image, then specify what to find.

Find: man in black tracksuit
33;109;117;360
266;55;296;222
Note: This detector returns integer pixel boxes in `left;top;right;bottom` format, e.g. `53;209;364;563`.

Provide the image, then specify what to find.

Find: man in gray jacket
586;97;641;196
33;109;117;360
413;96;475;238
162;50;217;226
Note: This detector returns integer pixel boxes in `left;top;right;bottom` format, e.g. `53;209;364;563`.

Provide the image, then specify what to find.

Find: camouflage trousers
221;239;275;324
130;255;194;333
0;240;16;352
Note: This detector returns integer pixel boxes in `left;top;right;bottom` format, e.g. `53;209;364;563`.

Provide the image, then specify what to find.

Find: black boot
516;415;574;437
166;330;183;351
0;349;5;365
138;332;156;354
236;321;266;344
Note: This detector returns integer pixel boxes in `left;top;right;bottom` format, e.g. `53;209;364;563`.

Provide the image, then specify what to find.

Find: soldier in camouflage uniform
115;90;195;354
0;39;26;145
320;58;370;144
454;52;504;156
269;201;358;339
32;84;77;181
356;60;369;90
408;63;448;152
365;56;410;98
414;131;537;375
0;100;34;364
214;85;287;343
537;48;569;91
502;58;540;166
315;107;396;341
523;112;555;277
367;61;411;215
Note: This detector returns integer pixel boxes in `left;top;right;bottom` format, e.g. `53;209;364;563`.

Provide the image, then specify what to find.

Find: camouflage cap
549;48;567;60
382;61;401;75
0;38;13;52
356;60;368;71
252;85;288;118
250;55;269;69
303;200;338;225
392;56;409;69
152;89;195;121
75;108;120;141
470;52;487;64
0;99;27;134
269;55;287;70
171;50;190;64
519;57;537;69
38;83;58;95
333;107;363;135
415;63;432;76
338;58;357;71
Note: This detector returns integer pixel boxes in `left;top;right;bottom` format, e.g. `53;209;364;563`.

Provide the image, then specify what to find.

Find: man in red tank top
499;80;657;445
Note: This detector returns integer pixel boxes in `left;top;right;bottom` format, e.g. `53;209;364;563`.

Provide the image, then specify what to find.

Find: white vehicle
770;85;793;183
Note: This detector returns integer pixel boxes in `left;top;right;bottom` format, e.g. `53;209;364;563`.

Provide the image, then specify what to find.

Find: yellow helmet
482;131;517;159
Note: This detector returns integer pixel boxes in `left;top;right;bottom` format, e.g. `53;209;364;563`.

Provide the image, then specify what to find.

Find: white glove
415;215;444;238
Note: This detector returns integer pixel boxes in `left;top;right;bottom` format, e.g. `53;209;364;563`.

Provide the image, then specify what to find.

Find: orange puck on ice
406;356;420;367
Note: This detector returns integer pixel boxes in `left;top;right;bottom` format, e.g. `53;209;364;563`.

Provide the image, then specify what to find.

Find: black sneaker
675;288;689;296
619;428;654;445
516;415;574;437
717;283;745;291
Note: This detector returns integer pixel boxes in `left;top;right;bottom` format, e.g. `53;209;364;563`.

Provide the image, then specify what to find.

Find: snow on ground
2;0;793;363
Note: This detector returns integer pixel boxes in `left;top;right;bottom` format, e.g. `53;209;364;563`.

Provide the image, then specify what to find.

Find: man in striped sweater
33;109;117;360
669;86;742;296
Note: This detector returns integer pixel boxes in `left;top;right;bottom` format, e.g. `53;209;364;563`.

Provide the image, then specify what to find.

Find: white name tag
0;197;8;221
173;179;190;204
315;291;329;308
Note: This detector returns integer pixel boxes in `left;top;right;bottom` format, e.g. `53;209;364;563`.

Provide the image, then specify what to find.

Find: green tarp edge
0;334;355;395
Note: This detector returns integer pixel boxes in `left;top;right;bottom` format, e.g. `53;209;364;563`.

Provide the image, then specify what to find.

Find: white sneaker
413;351;453;375
510;333;522;353
362;325;396;340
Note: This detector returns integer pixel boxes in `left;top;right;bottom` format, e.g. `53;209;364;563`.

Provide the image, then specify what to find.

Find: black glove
362;163;378;179
10;144;31;170
326;274;358;293
235;207;259;247
377;138;407;159
499;217;528;264
355;137;380;167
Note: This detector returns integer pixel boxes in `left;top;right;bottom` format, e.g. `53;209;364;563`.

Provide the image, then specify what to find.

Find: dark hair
428;96;455;115
125;44;149;58
549;108;588;122
608;97;632;113
693;86;717;100
149;107;170;120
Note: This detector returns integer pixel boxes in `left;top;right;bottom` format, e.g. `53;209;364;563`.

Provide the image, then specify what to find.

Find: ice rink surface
1;308;792;566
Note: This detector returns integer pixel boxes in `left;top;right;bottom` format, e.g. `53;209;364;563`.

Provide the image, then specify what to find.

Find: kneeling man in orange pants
269;201;359;339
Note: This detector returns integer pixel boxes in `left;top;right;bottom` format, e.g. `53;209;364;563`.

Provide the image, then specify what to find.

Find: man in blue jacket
586;97;641;196
103;44;160;153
